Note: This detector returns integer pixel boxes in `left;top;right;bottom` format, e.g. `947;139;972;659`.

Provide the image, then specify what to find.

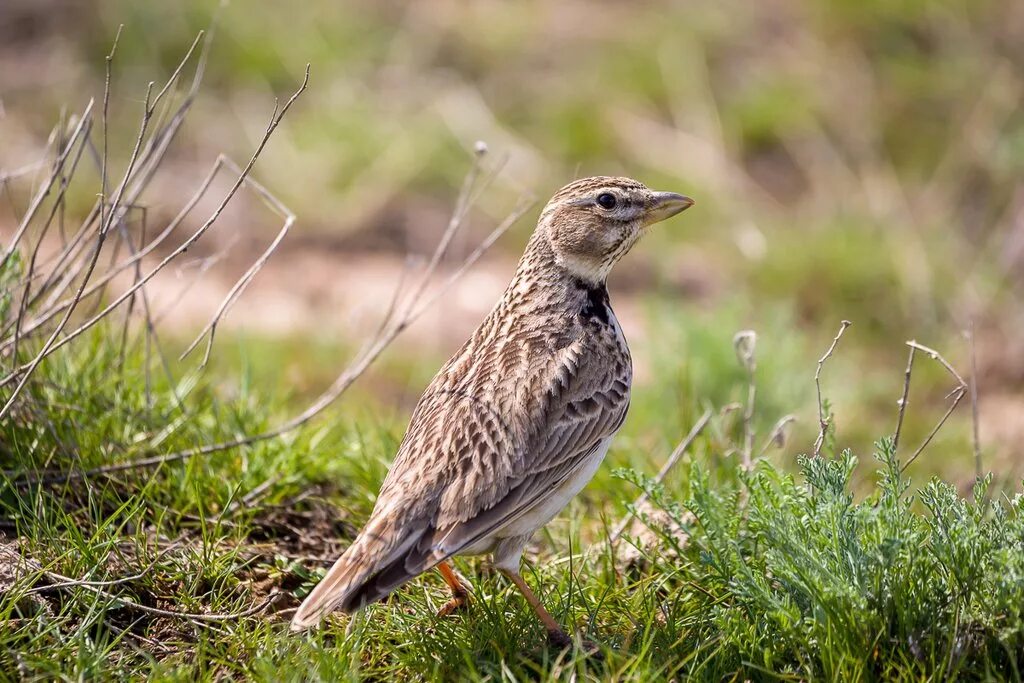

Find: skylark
291;176;694;645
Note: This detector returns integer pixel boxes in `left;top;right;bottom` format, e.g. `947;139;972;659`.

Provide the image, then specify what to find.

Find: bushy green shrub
620;439;1024;679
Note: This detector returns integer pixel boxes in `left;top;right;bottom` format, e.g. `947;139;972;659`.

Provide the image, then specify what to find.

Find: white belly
494;436;613;540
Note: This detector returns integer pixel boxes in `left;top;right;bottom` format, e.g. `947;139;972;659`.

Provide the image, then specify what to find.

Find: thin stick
10;118;94;368
0;33;131;421
1;158;222;353
899;340;969;473
114;208;183;411
26;547;174;594
608;409;712;545
893;345;916;452
16;27;209;319
732;330;757;469
812;320;852;457
901;389;966;473
150;235;237;326
0;102;94;268
178;158;296;368
967;322;982;479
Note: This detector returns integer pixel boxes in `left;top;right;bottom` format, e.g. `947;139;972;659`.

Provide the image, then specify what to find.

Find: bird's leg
435;560;472;617
498;567;572;648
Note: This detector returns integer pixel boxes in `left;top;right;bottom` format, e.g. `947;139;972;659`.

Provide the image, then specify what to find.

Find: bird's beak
643;191;695;227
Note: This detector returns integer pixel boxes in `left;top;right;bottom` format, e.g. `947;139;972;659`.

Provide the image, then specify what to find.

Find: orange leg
435;560;471;617
498;567;572;648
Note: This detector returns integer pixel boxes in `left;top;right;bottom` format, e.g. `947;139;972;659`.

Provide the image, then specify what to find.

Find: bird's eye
596;193;617;209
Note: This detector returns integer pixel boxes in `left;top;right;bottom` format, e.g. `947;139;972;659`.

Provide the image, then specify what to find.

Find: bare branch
900;340;969;473
0;29;152;421
967;322;982;479
40;566;280;625
906;340;968;388
0;101;95;269
758;414;797;457
812;320;852;457
10;118;95;368
0;158;223;353
732;330;757;469
178;158;297;368
893;345;916;451
14;27;212;321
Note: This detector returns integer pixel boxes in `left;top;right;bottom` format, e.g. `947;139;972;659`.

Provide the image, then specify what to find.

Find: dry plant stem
114;215;183;411
1;27;203;374
10;119;95;368
0;32;137;421
742;378;755;469
151;236;236;326
899;340;969;473
607;409;713;546
967;322;982;479
893;345;916;451
732;331;756;469
11;27;211;321
37;30;203;309
178;158;297;368
1;159;221;354
14;166;532;484
3;23;210;348
812;320;852;457
0;67;311;397
0;103;95;269
25;547;175;594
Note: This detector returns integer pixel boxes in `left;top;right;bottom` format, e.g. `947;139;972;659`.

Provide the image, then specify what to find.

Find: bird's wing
291;327;629;625
424;334;631;553
368;329;628;575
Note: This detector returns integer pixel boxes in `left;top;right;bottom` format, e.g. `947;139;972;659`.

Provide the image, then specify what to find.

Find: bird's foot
435;593;470;618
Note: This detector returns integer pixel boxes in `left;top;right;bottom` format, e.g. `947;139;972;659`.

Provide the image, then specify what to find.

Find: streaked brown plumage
291;176;693;644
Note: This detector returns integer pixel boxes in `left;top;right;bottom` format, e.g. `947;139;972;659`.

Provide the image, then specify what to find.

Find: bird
290;176;694;646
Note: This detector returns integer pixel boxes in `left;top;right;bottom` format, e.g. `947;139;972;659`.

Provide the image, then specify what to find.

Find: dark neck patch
575;278;610;324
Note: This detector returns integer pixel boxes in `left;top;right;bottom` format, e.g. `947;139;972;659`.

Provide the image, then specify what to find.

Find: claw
435;594;470;618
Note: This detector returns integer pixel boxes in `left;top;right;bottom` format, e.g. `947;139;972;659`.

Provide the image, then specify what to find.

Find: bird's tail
289;516;432;631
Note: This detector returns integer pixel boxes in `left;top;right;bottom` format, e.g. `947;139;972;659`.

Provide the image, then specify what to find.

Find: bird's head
538;176;693;284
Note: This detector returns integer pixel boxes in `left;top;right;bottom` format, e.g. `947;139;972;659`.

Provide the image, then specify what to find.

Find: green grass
2;299;1021;680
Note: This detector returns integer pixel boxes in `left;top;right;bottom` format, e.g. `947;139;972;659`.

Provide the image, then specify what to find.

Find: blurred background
2;0;1022;488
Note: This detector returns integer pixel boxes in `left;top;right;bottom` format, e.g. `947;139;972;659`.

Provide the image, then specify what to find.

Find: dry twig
899;340;969;473
812;320;852;457
178;158;296;368
893;344;916;451
732;331;756;469
967;322;982;479
758;414;797;457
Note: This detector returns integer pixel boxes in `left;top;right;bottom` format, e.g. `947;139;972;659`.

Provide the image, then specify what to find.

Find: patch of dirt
234;495;357;614
246;497;355;561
